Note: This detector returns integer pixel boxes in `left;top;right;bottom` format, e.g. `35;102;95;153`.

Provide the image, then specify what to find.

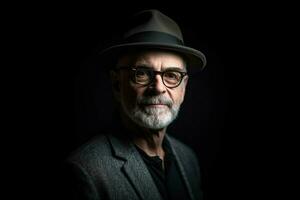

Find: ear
183;75;189;86
110;70;121;101
180;75;189;103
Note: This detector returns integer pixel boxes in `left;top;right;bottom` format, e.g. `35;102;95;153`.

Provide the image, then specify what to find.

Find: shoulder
67;134;112;168
63;135;113;199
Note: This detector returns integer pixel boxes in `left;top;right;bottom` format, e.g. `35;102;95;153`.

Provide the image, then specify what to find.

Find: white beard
121;95;180;130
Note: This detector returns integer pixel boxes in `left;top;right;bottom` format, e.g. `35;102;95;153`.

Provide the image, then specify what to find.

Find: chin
130;109;175;130
121;100;181;130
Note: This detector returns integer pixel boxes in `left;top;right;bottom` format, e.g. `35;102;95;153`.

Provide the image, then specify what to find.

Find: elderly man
67;9;206;200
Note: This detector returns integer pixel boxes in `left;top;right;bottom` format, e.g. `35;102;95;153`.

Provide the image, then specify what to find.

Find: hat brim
99;42;207;72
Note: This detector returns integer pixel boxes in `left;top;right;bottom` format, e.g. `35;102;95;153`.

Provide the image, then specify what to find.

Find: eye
164;71;180;80
134;68;152;84
135;69;148;77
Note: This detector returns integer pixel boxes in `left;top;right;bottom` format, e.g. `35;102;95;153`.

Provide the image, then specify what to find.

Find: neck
120;111;167;159
133;130;166;159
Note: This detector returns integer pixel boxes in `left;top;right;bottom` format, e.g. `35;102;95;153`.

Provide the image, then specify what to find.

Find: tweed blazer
66;133;203;200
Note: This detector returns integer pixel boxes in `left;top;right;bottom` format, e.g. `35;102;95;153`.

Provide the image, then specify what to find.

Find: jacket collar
165;135;196;200
107;133;195;200
107;134;163;200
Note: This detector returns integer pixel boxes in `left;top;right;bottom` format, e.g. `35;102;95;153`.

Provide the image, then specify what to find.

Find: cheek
120;79;144;108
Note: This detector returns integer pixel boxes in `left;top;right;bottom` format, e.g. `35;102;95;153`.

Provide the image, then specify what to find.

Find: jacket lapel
165;135;196;200
108;134;163;200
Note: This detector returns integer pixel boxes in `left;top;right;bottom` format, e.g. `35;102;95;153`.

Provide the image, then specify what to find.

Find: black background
5;2;294;200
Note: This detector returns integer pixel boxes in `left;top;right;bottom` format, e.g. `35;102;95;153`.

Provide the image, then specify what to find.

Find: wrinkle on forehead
117;50;186;71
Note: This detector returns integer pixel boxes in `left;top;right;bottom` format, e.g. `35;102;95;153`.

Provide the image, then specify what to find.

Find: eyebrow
134;65;185;72
163;67;186;71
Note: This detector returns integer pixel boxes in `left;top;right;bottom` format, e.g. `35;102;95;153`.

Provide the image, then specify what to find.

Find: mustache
137;95;173;107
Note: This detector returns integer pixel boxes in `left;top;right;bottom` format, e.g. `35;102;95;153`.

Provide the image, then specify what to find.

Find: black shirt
135;138;190;200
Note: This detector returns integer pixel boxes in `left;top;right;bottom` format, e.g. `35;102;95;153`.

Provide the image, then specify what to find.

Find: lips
137;96;173;108
141;104;167;108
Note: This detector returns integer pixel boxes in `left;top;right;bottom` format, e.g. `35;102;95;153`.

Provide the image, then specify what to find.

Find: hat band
124;31;184;45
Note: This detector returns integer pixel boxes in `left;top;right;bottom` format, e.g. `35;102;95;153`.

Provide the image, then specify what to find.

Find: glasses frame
116;66;188;89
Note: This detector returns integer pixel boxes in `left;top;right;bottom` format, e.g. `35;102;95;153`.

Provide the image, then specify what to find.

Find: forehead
116;50;186;70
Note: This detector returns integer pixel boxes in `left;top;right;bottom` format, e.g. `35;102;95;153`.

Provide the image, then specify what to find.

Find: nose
149;74;166;94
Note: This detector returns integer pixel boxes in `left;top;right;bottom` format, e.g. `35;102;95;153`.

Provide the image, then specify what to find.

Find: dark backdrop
9;2;292;200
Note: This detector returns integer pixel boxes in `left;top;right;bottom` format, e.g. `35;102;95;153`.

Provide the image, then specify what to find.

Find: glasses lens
134;68;151;85
163;71;182;86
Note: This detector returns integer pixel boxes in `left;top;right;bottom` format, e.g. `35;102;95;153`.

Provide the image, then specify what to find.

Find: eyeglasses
116;66;188;89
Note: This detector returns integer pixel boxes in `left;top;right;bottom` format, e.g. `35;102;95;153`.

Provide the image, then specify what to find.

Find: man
66;9;206;200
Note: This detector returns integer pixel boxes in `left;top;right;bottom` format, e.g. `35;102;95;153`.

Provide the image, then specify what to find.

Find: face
111;50;188;130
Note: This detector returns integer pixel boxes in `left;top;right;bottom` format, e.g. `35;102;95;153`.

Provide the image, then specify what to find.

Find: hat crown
123;10;184;43
99;9;206;71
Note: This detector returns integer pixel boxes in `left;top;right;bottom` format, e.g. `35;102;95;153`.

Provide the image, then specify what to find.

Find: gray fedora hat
99;9;207;71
